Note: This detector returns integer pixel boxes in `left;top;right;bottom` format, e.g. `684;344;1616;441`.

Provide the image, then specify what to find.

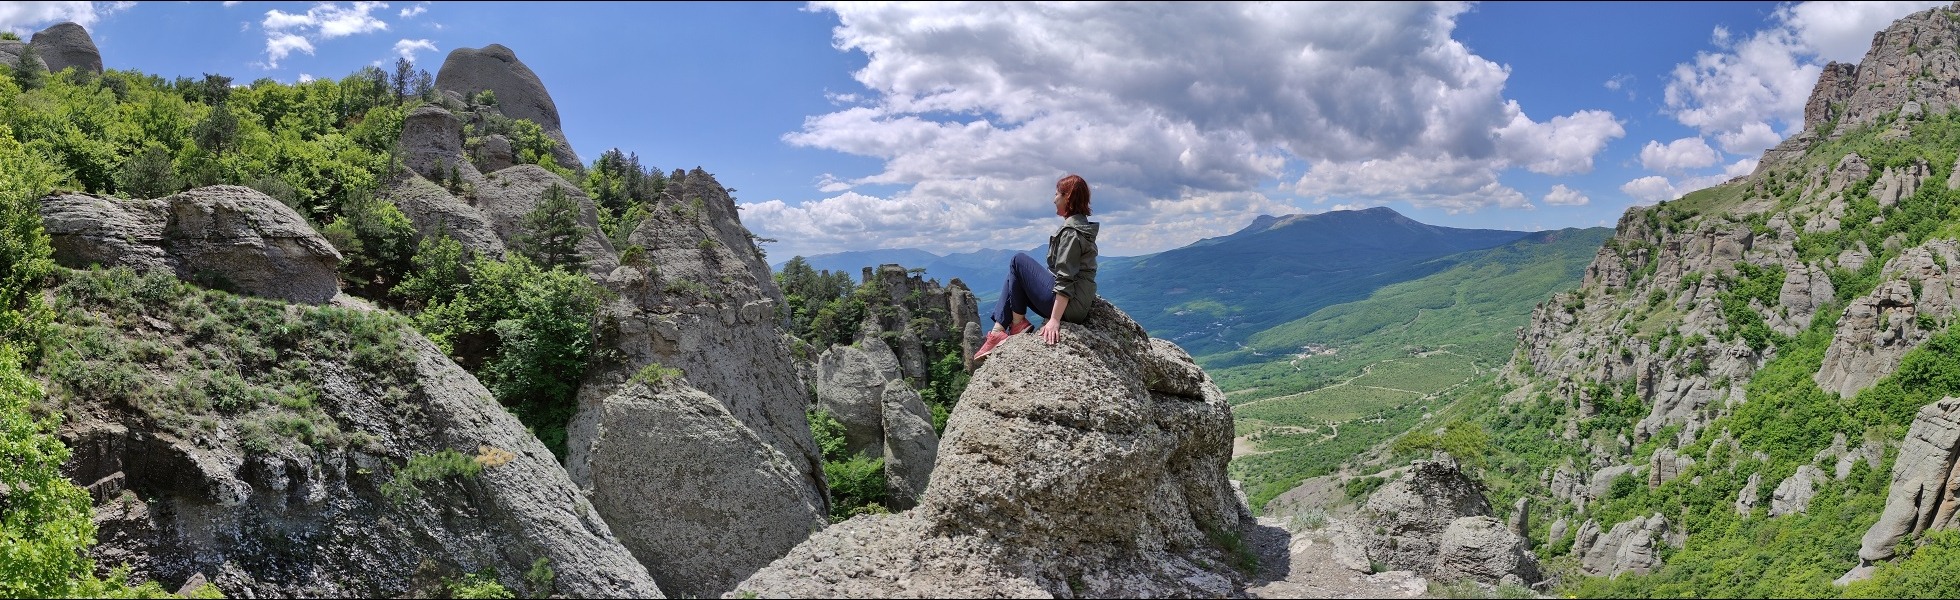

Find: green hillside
1221;227;1611;509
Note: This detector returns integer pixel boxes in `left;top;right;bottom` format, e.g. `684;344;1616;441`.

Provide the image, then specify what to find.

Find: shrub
381;449;485;505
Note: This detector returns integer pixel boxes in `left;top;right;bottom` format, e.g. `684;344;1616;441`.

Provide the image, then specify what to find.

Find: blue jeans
991;252;1055;330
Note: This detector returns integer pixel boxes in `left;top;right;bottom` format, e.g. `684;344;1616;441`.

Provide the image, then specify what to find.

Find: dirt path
1243;517;1429;598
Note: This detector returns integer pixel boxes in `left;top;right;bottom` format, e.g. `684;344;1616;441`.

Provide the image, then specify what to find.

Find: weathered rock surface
1576;514;1668;577
0;39;48;73
41;186;342;304
30;21;101;75
880;379;940;508
477;164;620;275
380;174;508;260
814;344;893;457
435;44;580;169
733;299;1249;598
1434;516;1541;586
568;168;826;598
1736;472;1764;515
563;377;821;599
1842;397;1960;582
1816;240;1960;398
1769;464;1828;517
59;300;662;598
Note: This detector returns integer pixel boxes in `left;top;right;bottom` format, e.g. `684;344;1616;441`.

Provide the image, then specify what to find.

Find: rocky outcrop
879;379;939;506
0;39;49;73
380;174;507;260
1842;397;1960;583
1815;240;1960;398
1803;62;1859;130
477;164;620;275
57;287;662;598
1576;514;1668;577
1769;465;1828;517
1355;456;1493;573
567;168;826;598
29;21;101;75
435;44;580;169
562;377;821;599
733;299;1249;598
40;186;342;304
1736;472;1763;515
1435;517;1541;587
814;343;896;457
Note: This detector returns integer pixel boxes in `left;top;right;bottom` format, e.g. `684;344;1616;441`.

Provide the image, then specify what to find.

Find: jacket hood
1063;215;1099;238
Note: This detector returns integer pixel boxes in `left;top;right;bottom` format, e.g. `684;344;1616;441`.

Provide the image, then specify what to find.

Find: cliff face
1500;2;1960;586
564;168;829;598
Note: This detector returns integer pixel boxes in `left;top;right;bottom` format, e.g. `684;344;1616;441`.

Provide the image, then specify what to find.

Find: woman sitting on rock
973;174;1099;360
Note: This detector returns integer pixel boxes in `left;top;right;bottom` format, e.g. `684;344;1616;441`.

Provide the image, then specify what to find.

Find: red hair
1057;174;1091;216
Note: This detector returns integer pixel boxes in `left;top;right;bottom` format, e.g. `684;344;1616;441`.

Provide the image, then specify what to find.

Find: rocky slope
1486;3;1960;590
734;299;1250;598
38;189;661;597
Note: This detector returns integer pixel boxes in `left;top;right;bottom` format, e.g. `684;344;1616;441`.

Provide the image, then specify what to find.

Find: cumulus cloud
257;1;391;68
1664;1;1943;141
399;3;427;18
1543;184;1589;206
1639;137;1721;173
0;1;124;34
759;2;1621;256
1621;176;1679;205
393;38;434;61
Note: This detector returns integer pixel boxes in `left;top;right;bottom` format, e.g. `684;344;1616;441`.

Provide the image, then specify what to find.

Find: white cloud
224;1;243;7
298;73;315;83
393;38;434;61
400;3;427;18
1639;137;1721;173
1543;184;1589;206
1621;176;1679;205
766;2;1620;255
1664;1;1944;142
1715;121;1782;155
257;1;392;68
0;1;115;33
264;32;315;67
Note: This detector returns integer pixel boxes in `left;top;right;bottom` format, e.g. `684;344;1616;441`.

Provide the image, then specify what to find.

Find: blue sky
0;1;1947;258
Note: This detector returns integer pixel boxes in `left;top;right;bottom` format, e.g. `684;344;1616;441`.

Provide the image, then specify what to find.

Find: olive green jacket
1048;215;1099;322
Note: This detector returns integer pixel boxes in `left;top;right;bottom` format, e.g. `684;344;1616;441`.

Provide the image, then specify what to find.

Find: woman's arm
1041;293;1069;344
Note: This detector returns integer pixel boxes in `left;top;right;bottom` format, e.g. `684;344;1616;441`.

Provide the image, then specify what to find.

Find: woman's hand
1043;294;1070;344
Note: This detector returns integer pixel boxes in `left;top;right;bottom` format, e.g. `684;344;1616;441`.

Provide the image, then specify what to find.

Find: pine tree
392;57;413;104
11;42;46;91
518;184;586;272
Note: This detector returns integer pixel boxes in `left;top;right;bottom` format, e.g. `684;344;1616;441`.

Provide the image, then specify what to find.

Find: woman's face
1054;189;1067;217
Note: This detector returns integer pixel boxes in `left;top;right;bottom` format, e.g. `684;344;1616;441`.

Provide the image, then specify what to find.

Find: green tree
10;43;46;91
395;233;467;310
518;183;585;272
0;124;59;351
390;57;413;104
322;192;417;299
116;143;177;199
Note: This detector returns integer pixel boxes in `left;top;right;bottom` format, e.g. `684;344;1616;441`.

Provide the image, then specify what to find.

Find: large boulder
434;44;580;169
30;21;102;75
1841;397;1960;583
1435;516;1542;586
55;279;662;597
477;164;620;275
563;377;825;599
41;186;343;304
732;299;1249;598
814;344;892;457
1355;455;1493;573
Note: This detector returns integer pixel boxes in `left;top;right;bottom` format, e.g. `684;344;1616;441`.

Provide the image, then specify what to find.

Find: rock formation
1575;515;1668;577
1347;455;1543;586
565;168;827;598
51;238;659;596
40;186;343;304
29;21;101;75
1842;397;1960;582
732;299;1250;598
0;38;48;73
435;44;581;170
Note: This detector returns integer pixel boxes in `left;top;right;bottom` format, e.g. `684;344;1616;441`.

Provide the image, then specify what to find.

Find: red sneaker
1008;319;1032;336
973;330;1011;361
